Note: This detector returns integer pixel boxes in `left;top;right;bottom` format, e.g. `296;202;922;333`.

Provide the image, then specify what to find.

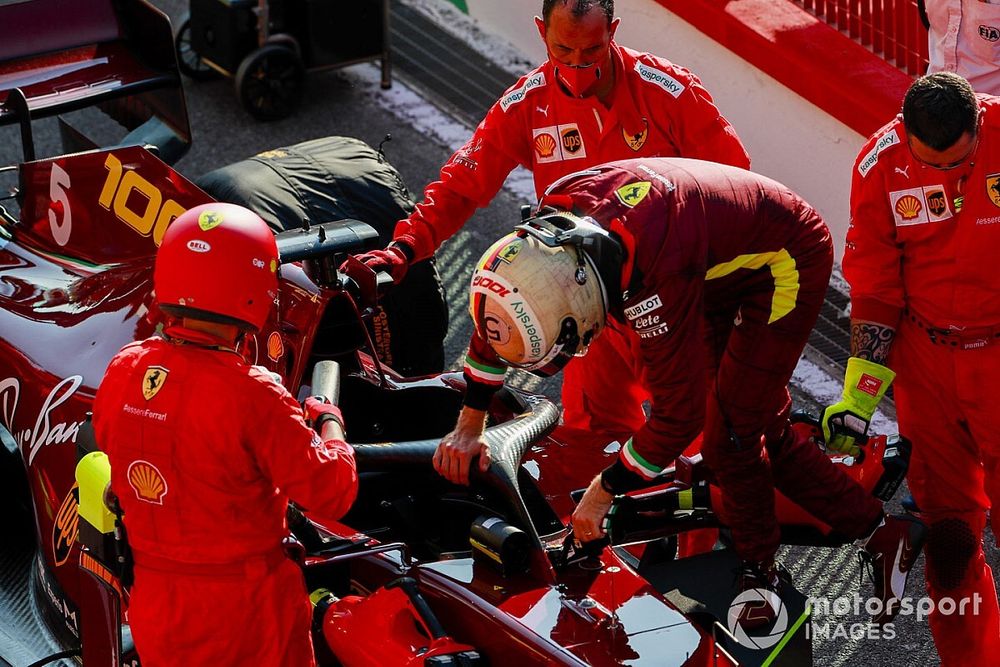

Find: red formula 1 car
0;3;910;667
0;139;910;667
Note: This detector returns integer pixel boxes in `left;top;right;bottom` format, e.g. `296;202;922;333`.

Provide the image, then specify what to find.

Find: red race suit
393;42;748;443
93;327;358;667
845;95;1000;664
465;158;883;563
392;43;749;261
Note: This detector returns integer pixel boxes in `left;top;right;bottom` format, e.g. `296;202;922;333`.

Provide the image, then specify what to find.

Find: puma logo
537;105;549;117
895;166;910;179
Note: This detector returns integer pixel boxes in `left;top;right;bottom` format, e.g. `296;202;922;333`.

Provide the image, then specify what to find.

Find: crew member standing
93;204;358;666
824;72;1000;664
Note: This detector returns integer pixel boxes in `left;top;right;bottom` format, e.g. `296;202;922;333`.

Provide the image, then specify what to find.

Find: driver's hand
571;476;614;543
434;407;490;485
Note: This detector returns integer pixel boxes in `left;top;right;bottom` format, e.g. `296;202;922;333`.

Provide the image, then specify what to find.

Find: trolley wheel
175;14;220;81
235;45;305;121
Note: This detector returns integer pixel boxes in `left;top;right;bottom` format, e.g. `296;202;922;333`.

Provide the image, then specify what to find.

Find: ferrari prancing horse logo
987;173;1000;208
623;119;649;151
142;366;169;400
198;210;223;231
616;181;652;208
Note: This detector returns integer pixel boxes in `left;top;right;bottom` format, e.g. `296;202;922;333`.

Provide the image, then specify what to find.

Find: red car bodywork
0;142;741;665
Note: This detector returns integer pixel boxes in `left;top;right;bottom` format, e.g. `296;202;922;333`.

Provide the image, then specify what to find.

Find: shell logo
267;331;284;362
127;460;168;505
534;133;557;158
895;194;923;220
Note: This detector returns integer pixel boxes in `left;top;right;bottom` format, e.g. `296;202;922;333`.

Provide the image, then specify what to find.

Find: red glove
303;396;345;432
355;242;411;283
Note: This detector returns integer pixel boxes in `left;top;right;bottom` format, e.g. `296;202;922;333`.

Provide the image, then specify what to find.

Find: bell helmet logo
187;239;211;253
727;588;788;649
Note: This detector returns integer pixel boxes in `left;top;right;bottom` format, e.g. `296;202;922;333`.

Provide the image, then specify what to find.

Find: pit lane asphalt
0;1;993;664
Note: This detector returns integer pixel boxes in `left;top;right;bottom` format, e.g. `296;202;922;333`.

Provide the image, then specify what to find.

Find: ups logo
52;483;79;567
926;190;947;216
561;128;583;154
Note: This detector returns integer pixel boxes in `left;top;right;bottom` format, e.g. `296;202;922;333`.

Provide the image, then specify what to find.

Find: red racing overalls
465;158;884;563
845;95;1000;664
93;328;358;666
391;42;748;454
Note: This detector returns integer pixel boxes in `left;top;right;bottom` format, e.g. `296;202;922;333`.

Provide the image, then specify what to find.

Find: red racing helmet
154;203;279;331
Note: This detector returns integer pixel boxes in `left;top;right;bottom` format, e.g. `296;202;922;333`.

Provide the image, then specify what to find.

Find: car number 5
48;163;72;246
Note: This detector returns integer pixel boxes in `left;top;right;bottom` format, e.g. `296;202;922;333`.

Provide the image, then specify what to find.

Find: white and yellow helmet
468;210;621;377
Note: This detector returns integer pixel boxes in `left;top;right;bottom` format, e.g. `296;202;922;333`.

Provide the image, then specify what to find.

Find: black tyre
235;45;305;121
175;14;220;82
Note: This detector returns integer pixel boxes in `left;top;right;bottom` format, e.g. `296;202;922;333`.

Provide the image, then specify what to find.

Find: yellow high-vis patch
706;249;799;324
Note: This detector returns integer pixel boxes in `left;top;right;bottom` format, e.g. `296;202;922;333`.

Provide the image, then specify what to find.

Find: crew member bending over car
364;0;745;559
434;158;926;627
93;204;358;666
357;0;749;437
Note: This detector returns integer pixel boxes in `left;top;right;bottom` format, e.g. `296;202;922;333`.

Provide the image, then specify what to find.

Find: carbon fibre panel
0;521;75;667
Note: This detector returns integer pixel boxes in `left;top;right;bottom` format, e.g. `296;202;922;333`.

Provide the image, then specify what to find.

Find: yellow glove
821;357;895;456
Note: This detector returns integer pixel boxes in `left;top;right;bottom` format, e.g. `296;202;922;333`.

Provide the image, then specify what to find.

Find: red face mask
552;60;603;98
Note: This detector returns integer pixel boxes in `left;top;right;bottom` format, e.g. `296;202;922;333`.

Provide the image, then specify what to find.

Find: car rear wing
0;0;191;164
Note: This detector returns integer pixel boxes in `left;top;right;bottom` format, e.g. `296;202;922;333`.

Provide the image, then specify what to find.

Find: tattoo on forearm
850;321;895;364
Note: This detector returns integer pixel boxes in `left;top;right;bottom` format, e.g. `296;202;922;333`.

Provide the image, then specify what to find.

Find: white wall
465;0;864;259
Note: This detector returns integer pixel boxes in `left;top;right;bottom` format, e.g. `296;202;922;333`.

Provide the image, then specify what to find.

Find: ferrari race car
0;2;912;666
